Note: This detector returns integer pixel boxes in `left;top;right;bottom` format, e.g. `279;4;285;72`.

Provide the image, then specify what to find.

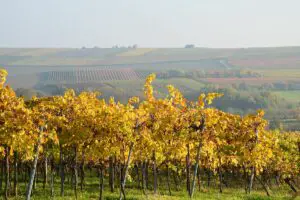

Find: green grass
273;91;300;102
6;176;298;200
3;168;298;200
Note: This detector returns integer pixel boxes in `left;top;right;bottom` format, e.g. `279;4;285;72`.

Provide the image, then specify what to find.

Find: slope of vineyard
41;67;140;84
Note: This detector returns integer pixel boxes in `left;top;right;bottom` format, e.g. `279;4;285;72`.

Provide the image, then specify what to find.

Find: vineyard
42;68;140;84
0;69;299;200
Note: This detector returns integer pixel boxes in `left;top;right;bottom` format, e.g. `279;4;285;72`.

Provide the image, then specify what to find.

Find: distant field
273;91;300;102
105;79;145;96
229;57;300;67
202;77;281;85
256;69;300;78
104;78;204;94
10;48;71;56
117;48;156;56
41;68;140;84
1;47;300;69
10;57;103;66
154;78;204;91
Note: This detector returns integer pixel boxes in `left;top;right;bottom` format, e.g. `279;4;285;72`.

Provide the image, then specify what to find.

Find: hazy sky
1;0;300;48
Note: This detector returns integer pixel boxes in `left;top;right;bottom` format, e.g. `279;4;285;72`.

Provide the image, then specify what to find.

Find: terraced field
41;68;140;84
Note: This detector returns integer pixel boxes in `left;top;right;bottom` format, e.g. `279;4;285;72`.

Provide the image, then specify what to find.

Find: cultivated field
42;68;140;84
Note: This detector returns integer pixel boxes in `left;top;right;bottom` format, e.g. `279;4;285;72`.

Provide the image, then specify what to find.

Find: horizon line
1;45;300;49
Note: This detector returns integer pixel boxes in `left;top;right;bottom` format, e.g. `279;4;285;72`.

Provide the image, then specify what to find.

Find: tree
185;44;195;48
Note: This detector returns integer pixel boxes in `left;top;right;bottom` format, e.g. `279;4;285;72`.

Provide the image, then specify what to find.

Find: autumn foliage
0;69;299;199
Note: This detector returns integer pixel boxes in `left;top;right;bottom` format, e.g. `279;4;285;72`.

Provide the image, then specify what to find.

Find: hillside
2;46;300;87
2;47;300;129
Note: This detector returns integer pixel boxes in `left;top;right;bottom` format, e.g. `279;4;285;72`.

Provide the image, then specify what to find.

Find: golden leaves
0;68;8;87
128;96;140;105
198;93;206;108
144;73;156;102
206;93;223;105
167;85;186;107
0;70;298;178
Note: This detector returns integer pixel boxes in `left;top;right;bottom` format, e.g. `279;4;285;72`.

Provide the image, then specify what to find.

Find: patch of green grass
5;174;296;200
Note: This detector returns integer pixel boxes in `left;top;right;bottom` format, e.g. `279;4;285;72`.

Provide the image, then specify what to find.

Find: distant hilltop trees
185;44;196;48
80;44;138;49
112;44;138;49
